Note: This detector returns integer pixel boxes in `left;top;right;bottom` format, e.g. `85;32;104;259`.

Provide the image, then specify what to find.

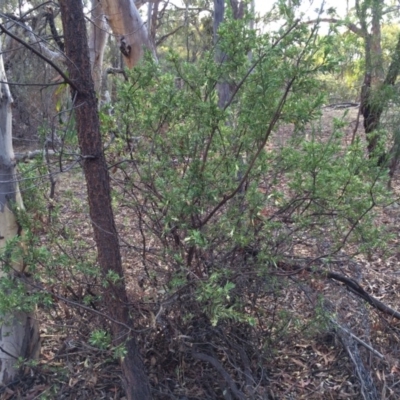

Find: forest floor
5;107;400;399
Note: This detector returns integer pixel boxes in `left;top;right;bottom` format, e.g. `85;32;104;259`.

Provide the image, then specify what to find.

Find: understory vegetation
3;1;400;399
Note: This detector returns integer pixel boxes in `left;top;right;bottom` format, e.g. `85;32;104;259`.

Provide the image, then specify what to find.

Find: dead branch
324;270;400;320
336;322;379;400
330;318;385;360
192;350;246;400
279;261;400;321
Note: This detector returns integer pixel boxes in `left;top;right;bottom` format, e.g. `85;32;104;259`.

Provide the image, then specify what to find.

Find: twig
0;22;77;91
0;345;18;359
330;318;385;360
192;350;245;400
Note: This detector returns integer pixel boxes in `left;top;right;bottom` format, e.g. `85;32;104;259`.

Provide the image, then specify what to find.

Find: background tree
1;1;400;398
306;0;400;168
0;31;39;385
89;0;108;93
355;0;400;165
100;0;156;68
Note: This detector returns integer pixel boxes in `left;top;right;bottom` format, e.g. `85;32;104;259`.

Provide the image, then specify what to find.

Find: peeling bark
89;0;108;92
100;0;156;68
0;35;40;385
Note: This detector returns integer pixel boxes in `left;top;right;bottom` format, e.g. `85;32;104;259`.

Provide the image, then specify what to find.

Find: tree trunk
230;0;245;20
100;0;156;68
150;0;160;43
356;0;398;157
58;1;151;399
214;0;230;108
0;35;40;385
89;0;108;93
214;0;246;107
361;33;400;157
370;0;384;83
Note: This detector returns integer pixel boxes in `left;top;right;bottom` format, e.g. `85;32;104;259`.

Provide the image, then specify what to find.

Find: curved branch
279;261;400;320
192;350;246;400
45;7;64;51
0;11;65;62
304;18;365;37
0;23;77;91
325;270;400;320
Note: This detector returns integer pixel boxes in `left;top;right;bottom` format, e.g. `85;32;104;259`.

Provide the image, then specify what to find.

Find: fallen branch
330;318;385;360
278;261;400;321
324;270;400;320
15;149;55;162
335;322;380;400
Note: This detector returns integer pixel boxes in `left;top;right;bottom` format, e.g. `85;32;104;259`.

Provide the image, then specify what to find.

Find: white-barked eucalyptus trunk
0;37;39;384
89;0;109;93
100;0;156;68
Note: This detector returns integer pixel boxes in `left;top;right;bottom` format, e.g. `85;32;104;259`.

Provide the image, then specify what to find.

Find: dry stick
192;350;246;400
294;277;385;360
282;262;400;321
330;318;385;360
324;270;400;320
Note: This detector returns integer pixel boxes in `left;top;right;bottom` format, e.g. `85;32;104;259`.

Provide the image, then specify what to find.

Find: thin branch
0;23;77;91
0;80;66;87
197;20;302;227
192;350;246;400
331;319;385;360
156;24;184;46
18;276;135;338
199;78;295;228
0;11;65;62
303;18;365;37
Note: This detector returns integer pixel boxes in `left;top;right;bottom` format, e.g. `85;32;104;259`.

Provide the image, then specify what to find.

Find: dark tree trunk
360;72;383;155
361;34;400;158
230;0;245;19
58;1;151;399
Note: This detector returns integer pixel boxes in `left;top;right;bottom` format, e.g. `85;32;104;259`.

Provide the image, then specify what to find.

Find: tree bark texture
0;36;39;385
361;33;400;156
357;0;383;153
230;0;245;20
100;0;156;68
58;1;151;398
150;0;160;43
213;0;246;108
213;0;230;108
89;0;108;93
